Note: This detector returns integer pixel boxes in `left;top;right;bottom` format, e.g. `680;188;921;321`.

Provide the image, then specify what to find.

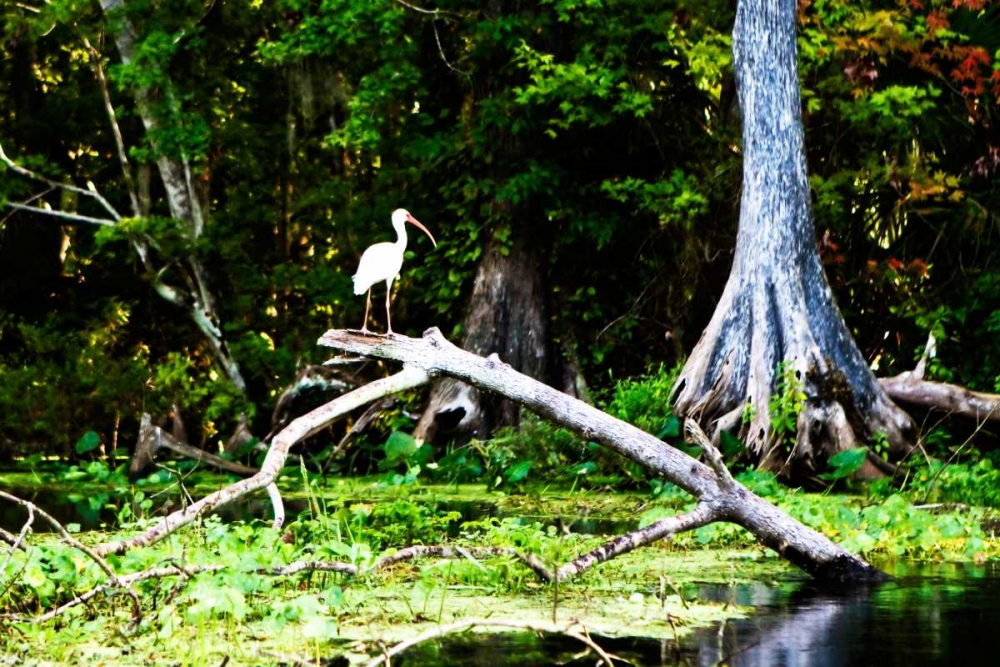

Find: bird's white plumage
353;242;405;295
352;208;436;334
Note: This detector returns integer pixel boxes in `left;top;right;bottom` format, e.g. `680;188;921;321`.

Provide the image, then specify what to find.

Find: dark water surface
396;561;1000;666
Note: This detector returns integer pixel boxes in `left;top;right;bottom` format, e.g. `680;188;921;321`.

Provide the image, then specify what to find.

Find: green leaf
719;431;746;458
820;447;869;481
657;415;681;439
74;431;101;455
505;460;533;484
384;431;418;461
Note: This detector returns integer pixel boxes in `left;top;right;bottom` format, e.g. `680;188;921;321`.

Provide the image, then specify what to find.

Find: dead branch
71;327;884;585
0;141;123;221
319;328;887;583
2;202;118;227
556;503;716;582
79;32;142;217
130;413;259;478
0;491;142;626
685;419;736;490
94;366;431;557
879;375;1000;423
0;506;33;578
361;618;616;667
0;526;23;549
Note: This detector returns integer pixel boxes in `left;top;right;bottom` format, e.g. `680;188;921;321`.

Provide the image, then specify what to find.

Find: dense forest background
1;0;998;462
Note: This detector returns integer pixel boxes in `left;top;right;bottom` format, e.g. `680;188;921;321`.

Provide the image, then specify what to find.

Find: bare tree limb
0;506;33;577
556;503;716;582
79;32;141;217
0;141;123;221
880;376;1000;423
319;328;887;583
3;202;118;227
0;491;142;626
94;366;431;557
130;412;259;478
685;418;736;490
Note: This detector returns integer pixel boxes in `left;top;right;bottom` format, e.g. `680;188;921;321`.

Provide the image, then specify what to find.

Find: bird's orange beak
406;214;437;248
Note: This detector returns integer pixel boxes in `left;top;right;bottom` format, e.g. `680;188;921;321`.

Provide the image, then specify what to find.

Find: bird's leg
360;289;372;335
384;278;394;336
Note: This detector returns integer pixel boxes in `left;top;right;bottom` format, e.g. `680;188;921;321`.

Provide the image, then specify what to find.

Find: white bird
352;208;437;335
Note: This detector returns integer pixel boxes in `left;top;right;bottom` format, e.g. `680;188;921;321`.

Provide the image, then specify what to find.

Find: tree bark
672;0;913;476
414;219;549;441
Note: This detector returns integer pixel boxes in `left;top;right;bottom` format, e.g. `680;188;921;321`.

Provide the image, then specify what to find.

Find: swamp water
396;562;1000;666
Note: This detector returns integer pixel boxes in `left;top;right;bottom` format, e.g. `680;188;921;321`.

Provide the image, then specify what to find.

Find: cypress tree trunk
414;212;548;441
672;0;913;475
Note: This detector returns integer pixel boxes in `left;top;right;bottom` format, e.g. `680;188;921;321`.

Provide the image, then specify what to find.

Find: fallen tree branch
0;491;142;626
5;547;544;623
130;413;259;478
879;375;1000;423
79;328;886;584
361;618;616;667
94;366;431;557
319;328;888;583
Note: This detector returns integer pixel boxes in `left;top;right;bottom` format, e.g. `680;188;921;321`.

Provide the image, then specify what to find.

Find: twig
393;0;460;17
920;414;992;504
0;526;23;549
0;491;143;626
360;618;616;667
393;0;469;78
0;141;123;221
0;506;33;573
0;507;34;601
3;202;118;227
431;20;470;79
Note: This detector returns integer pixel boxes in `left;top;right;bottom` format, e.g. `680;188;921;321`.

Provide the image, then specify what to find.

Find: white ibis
352;208;437;335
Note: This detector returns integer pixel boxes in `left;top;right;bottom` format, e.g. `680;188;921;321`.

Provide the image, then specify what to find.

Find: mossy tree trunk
672;0;913;475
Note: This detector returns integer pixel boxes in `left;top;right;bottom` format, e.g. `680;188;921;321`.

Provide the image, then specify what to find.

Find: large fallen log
318;328;887;583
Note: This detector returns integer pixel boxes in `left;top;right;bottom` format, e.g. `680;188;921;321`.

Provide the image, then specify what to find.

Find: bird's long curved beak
406;214;437;248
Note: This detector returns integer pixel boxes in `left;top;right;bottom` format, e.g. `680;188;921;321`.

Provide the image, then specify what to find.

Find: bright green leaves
768;362;806;454
383;430;419;464
185;578;250;623
505;459;533;484
821;446;869;481
512;35;671;135
599;170;708;229
73;431;101;456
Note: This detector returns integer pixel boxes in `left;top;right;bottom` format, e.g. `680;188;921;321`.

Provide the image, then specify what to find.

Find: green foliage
821;446;870;482
767;362;806;455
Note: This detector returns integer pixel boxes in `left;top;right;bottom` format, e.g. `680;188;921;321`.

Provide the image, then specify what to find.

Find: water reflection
689;562;1000;667
398;562;1000;666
